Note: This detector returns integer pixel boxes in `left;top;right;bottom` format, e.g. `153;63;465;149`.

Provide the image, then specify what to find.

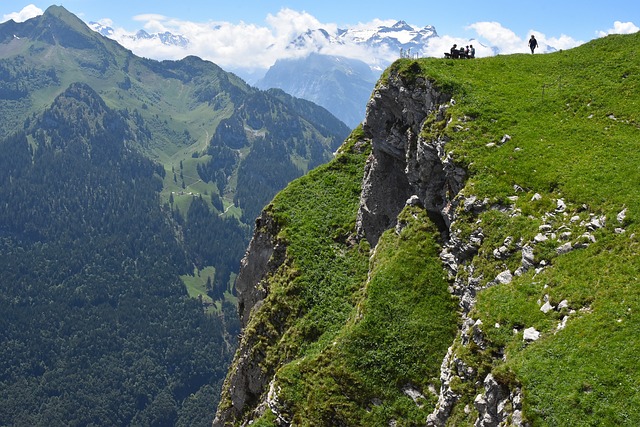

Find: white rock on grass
495;270;513;285
617;208;627;224
523;327;540;341
540;301;554;313
556;242;573;255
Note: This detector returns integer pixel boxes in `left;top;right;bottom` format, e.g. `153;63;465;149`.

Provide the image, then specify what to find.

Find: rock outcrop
213;65;475;426
213;211;286;426
356;68;465;246
214;62;622;426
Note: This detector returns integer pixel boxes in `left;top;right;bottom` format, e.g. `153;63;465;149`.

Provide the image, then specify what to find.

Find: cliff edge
214;34;640;426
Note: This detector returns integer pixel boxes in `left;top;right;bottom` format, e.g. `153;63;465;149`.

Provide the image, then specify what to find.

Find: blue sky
2;1;639;74
4;1;639;41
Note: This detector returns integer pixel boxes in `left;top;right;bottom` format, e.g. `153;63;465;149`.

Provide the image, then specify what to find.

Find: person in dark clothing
450;44;459;58
469;44;475;58
529;35;539;54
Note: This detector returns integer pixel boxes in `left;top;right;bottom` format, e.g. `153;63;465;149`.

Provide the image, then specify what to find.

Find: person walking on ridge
529;35;538;54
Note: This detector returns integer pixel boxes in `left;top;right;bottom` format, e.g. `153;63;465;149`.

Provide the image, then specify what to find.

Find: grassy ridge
390;33;639;212
240;33;640;425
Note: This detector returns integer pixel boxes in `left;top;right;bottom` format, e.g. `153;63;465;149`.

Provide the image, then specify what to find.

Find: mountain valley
0;6;348;425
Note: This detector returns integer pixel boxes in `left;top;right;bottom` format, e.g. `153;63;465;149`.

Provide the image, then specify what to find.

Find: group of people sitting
444;44;475;59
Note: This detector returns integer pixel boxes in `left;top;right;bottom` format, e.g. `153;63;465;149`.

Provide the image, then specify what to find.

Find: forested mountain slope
0;5;350;426
214;32;640;426
0;83;236;425
0;5;349;291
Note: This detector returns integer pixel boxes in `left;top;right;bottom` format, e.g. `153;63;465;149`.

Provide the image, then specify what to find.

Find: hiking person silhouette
529;35;539;54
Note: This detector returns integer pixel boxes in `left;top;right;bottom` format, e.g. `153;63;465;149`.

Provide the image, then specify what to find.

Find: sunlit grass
233;33;640;426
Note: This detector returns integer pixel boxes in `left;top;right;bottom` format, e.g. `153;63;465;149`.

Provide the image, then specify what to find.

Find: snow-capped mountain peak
89;21;115;37
88;22;189;48
334;20;438;53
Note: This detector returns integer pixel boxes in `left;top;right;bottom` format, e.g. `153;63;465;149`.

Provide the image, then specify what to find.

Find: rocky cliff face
213;64;469;426
213;211;287;425
213;65;525;426
356;67;465;246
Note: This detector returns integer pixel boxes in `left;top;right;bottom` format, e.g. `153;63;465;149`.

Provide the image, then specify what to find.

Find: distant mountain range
90;19;437;68
89;20;438;127
90;20;189;47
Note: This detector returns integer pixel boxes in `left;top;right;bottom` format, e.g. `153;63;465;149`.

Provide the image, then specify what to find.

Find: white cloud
265;8;334;39
2;5;598;73
597;21;640;37
104;9;401;71
542;33;583;51
101;13;591;76
466;21;529;54
1;4;43;23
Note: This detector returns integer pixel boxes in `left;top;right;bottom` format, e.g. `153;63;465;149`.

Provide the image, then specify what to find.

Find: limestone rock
556;242;573;255
495;270;513;285
540;301;554;313
523;327;540;341
617;208;627;224
356;70;464;246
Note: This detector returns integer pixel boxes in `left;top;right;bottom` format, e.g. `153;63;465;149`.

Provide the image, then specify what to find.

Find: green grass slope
387;33;639;425
222;32;639;426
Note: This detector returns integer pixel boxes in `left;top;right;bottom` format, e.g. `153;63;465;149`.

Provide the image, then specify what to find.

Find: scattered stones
534;233;548;243
402;384;426;406
493;245;511;260
617;208;627;224
515;245;535;276
586;215;606;231
559;231;572;240
556;242;573;255
556;316;569;332
521;245;535;266
539;224;553;233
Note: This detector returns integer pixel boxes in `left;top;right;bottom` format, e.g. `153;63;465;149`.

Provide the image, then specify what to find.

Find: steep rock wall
356;70;465;246
213;211;286;426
